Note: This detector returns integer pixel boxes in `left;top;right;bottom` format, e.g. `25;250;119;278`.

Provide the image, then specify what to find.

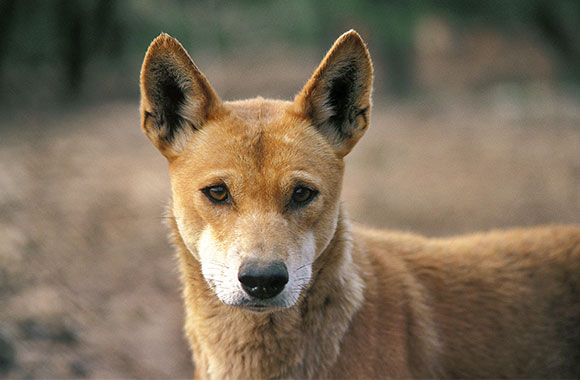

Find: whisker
294;261;314;273
203;260;230;270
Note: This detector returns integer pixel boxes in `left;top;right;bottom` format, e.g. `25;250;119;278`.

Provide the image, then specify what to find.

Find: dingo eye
291;186;317;207
202;185;230;204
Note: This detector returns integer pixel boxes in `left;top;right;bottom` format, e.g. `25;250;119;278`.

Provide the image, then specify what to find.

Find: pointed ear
294;30;373;157
140;33;222;159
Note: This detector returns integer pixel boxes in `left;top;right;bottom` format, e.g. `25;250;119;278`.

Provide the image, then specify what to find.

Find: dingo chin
140;30;580;379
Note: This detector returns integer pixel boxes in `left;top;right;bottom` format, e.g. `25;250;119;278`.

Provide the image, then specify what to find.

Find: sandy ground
0;86;579;378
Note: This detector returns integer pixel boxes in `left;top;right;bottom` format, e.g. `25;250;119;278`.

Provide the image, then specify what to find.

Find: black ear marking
149;65;193;144
140;33;222;158
158;75;186;131
295;30;373;157
314;55;371;148
325;60;360;139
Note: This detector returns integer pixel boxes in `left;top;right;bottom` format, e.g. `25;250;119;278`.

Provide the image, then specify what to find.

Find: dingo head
140;31;372;311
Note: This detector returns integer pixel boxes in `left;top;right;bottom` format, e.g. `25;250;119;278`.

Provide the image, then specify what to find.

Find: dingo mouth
234;299;287;313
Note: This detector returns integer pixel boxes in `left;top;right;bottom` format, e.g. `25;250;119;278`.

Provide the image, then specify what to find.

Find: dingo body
140;31;580;379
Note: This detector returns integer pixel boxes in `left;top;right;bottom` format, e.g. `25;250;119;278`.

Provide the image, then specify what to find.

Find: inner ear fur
140;33;222;159
294;30;373;157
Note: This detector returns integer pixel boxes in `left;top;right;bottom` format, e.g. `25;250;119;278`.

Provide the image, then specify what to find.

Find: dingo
140;30;580;379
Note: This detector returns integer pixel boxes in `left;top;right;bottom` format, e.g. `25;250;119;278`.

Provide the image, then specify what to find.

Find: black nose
238;260;289;299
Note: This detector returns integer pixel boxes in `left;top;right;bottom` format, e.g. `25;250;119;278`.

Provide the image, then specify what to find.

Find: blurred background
1;0;579;378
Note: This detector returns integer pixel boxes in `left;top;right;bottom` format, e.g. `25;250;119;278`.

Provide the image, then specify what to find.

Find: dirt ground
1;81;579;377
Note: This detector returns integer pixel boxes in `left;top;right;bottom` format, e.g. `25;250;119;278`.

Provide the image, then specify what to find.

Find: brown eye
291;186;317;207
202;185;230;204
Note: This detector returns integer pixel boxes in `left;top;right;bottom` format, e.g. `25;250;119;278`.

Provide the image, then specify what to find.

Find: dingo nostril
238;260;289;300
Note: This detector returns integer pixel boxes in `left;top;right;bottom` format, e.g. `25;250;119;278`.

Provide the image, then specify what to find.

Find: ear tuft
295;30;373;157
140;33;221;158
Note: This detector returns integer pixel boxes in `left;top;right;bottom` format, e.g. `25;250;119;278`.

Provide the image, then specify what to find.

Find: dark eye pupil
293;187;311;203
203;185;229;203
209;186;226;201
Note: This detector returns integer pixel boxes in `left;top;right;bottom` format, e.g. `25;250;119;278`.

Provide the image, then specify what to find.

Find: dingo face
140;31;372;311
169;105;344;310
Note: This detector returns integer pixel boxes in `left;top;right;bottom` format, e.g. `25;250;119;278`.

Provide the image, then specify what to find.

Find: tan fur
140;30;580;379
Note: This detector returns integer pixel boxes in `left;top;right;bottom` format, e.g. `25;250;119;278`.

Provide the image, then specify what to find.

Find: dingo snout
238;259;289;300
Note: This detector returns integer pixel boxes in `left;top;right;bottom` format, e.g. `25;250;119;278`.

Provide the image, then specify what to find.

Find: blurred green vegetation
1;0;579;110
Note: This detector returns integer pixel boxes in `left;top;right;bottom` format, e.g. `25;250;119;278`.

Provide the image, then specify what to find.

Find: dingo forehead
170;98;342;206
178;98;335;163
224;97;292;122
